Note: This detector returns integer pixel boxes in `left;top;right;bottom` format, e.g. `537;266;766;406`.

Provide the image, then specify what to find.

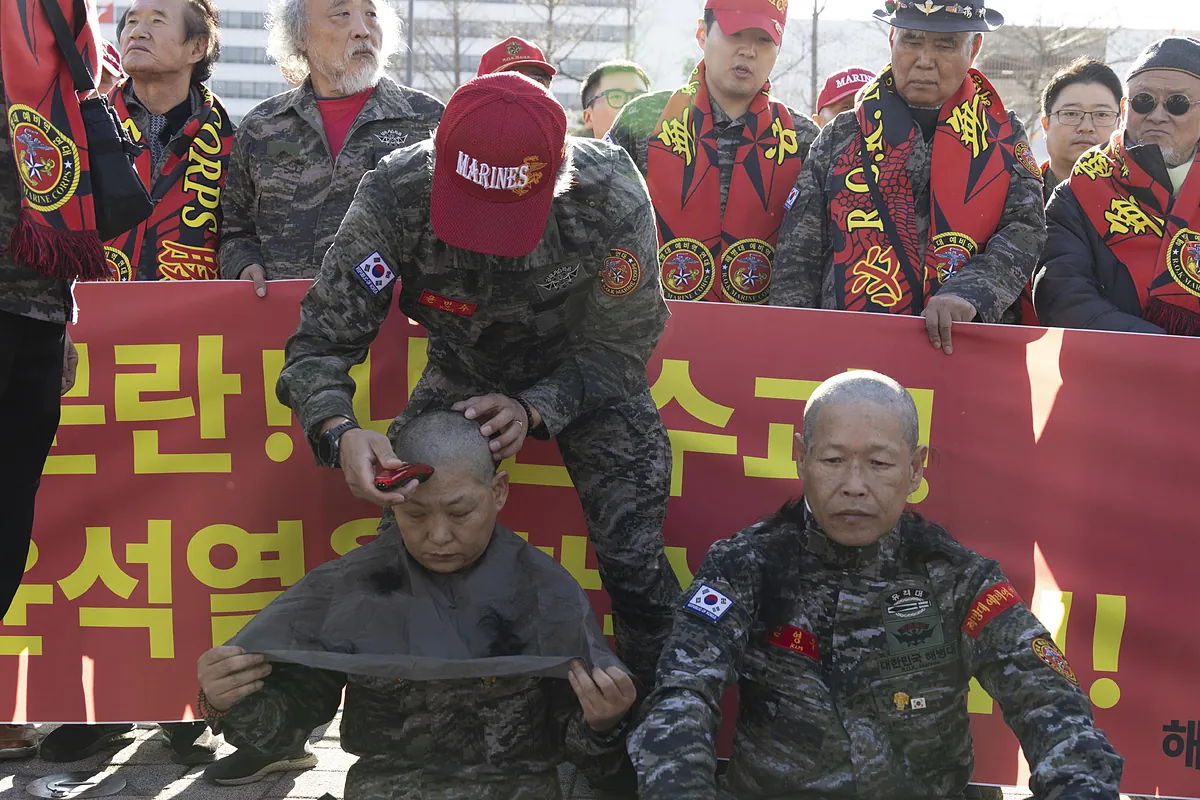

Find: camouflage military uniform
277;137;679;685
606;90;817;218
630;505;1124;799
769;112;1046;322
218;77;444;280
210;663;627;799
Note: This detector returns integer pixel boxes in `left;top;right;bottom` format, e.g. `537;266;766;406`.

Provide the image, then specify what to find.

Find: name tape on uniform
354;251;396;296
685;584;733;622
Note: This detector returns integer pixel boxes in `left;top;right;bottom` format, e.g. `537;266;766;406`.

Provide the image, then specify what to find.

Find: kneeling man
197;410;636;799
631;371;1123;799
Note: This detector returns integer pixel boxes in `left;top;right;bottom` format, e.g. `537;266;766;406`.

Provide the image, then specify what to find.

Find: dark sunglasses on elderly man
1130;92;1200;117
586;88;645;111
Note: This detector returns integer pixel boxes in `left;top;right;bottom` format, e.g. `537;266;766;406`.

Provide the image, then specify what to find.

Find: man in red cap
605;0;818;305
477;36;557;88
813;66;875;126
277;73;680;702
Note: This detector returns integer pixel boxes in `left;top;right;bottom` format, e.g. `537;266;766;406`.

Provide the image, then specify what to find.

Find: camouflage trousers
385;362;681;687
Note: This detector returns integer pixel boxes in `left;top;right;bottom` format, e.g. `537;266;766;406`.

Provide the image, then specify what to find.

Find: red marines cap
431;73;567;258
816;67;876;111
704;0;789;46
476;36;558;79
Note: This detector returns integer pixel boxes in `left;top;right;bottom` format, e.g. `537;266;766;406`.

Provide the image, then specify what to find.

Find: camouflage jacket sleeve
208;662;345;754
276;166;404;446
218;124;266;280
960;562;1123;798
788;105;820;162
602;90;671;178
519;146;668;438
547;679;630;785
769;119;840;308
629;535;764;800
936;114;1047;323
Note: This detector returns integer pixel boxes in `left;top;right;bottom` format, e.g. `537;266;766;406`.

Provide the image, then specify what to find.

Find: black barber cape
229;522;623;680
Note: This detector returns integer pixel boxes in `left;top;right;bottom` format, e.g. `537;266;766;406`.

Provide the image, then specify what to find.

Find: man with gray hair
1035;37;1200;335
219;0;443;295
772;0;1046;352
631;370;1123;798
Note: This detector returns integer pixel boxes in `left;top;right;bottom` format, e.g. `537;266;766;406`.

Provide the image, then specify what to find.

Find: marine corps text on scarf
102;82;233;281
829;66;1018;315
2;0;108;279
646;61;803;304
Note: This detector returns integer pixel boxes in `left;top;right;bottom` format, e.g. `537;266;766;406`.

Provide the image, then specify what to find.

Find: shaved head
803;371;919;454
393;410;497;484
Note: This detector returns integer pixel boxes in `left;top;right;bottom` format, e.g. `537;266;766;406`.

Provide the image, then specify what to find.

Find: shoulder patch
601;248;642;297
962;581;1021;639
353;251;397;296
684;584;733;622
1031;636;1078;685
784;185;800;210
1014;142;1042;178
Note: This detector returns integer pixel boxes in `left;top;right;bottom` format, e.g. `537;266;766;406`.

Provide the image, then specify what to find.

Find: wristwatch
317;419;359;468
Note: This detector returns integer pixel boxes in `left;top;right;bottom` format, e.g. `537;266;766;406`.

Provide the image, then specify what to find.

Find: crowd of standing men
3;0;1196;795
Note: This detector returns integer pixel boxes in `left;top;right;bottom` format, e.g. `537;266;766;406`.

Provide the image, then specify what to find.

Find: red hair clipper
374;464;435;491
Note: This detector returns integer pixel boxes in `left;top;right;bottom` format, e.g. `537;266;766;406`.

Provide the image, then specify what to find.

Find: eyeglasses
585;88;644;111
1130;92;1200;117
1050;109;1119;128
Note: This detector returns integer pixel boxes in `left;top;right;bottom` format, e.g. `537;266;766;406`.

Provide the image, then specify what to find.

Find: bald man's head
393;410;498;484
802;371;920;455
795;371;925;547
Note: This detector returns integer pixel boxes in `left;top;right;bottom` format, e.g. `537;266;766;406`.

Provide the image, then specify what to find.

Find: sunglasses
585;88;645;111
1130;92;1200;117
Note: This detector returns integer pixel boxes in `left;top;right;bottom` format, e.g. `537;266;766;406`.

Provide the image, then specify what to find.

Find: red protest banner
1;281;1197;797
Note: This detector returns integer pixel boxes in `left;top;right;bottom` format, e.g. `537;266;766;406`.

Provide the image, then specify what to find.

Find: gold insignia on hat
506;41;522;56
917;1;945;13
513;154;547;197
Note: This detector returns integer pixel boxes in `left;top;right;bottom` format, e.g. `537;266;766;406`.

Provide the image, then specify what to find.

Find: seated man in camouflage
196;410;636;799
631;371;1124;799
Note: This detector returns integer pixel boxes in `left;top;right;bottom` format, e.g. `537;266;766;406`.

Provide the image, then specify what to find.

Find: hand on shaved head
390;410;509;573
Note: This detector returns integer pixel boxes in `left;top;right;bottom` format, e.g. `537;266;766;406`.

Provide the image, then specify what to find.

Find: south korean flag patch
784;186;800;210
353;251;396;296
684;584;733;623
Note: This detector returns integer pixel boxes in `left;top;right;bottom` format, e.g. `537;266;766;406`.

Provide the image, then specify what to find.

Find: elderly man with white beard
218;0;444;296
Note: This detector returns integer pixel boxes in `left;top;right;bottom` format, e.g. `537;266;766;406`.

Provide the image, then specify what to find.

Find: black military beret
1128;37;1200;83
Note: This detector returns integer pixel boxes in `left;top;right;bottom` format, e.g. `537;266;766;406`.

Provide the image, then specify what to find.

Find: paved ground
0;718;1144;799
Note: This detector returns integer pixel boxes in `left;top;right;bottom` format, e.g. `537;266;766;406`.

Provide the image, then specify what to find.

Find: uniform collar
800;500;902;571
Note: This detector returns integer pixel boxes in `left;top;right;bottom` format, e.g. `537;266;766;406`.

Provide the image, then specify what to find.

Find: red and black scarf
1071;131;1200;336
2;0;107;279
102;82;233;281
828;66;1017;315
646;61;804;304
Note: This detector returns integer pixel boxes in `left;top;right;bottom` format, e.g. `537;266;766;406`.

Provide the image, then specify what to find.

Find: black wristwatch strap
320;419;359;468
512;395;536;430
